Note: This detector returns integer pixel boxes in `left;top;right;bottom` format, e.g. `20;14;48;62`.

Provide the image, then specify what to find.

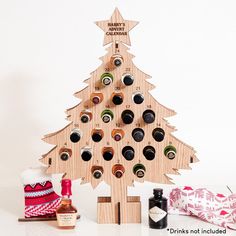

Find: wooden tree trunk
97;181;141;224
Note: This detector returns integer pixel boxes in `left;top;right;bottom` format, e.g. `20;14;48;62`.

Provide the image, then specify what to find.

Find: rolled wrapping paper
169;186;236;230
21;166;61;218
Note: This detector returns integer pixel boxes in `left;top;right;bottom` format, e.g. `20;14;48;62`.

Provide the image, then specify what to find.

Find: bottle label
57;213;77;227
149;206;167;222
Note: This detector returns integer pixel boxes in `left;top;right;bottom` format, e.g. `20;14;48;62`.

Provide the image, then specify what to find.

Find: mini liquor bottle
101;109;114;123
80;110;92;123
90;92;103;104
122;146;135;161
149;188;168;229
121;109;134;124
132;91;144;104
56;179;77;229
133;164;146;178
59;148;72;161
152;128;165;142
81;147;92;161
70;129;82;143
112;164;125;178
132;128;145;142
112;92;124;105
143;146;156;161
101;73;113;86
91;166;104;179
122;74;134;86
102;147;114;161
111;54;123;67
142;109;155;124
164;145;177;160
111;129;124;141
91;129;104;142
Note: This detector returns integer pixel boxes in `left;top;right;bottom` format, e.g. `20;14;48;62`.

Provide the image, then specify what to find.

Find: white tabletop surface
0;184;235;236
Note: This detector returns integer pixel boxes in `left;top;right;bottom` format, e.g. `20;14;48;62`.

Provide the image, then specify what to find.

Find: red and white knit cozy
21;167;61;218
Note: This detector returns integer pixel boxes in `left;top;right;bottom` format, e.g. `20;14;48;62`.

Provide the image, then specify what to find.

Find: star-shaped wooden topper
95;8;139;46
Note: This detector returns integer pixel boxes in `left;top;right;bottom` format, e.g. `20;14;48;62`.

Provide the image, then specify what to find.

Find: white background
1;0;236;232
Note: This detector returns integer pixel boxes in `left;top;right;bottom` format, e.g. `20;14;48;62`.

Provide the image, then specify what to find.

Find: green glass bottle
133;164;146;178
164;145;177;159
101;109;114;123
100;73;113;86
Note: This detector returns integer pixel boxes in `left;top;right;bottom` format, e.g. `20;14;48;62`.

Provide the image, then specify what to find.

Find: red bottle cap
61;179;72;196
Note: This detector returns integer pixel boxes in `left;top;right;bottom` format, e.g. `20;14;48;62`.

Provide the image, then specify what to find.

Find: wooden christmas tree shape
40;8;198;224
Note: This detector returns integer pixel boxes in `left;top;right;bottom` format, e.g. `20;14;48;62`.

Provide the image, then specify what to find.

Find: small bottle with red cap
56;179;77;229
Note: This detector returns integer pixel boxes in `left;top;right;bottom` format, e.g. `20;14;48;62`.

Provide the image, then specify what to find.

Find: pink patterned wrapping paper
169;187;236;230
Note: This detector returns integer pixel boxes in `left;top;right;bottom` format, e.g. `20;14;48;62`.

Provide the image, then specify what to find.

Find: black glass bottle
149;188;168;229
132;128;144;142
122;146;135;161
142;110;155;124
121;110;134;124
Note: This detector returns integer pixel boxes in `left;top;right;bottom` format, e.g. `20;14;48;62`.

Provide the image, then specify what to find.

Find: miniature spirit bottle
90;92;103;104
70;129;81;143
111;54;123;67
56;179;77;229
111;129;124;141
132;92;144;104
122;74;134;86
101;73;113;86
81;147;92;161
122;146;135;161
121;110;134;124
143;146;156;160
80;110;92;123
149;188;167;229
101;109;114;123
91;166;104;179
112;164;125;178
142;109;155;124
152;128;165;142
133;164;146;178
112;92;124;105
132;128;145;142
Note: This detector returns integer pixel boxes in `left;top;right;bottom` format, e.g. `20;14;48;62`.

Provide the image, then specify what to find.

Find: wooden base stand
97;196;141;224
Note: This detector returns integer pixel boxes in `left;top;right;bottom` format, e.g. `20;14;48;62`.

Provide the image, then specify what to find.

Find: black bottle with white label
149;188;168;229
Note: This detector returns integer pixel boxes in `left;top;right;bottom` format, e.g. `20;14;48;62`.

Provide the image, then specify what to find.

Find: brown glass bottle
112;164;125;178
56;179;77;229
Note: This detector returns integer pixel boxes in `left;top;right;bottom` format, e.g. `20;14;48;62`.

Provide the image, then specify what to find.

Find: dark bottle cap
103;150;113;161
70;131;81;143
121;110;134;124
92;132;103;142
143;146;156;161
152;128;165;142
81;114;90;123
114;58;122;67
115;170;123;178
60;152;70;161
112;95;123;105
122;74;134;86
114;133;122;141
81;150;92;161
93;170;103;179
142;110;155;124
92;96;100;104
122;146;135;161
153;188;163;196
133;93;144;104
132;128;144;142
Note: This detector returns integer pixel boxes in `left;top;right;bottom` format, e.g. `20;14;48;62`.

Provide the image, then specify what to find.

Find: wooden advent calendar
40;8;198;224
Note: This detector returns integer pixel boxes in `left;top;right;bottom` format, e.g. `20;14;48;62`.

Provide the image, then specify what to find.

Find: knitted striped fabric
24;181;61;218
